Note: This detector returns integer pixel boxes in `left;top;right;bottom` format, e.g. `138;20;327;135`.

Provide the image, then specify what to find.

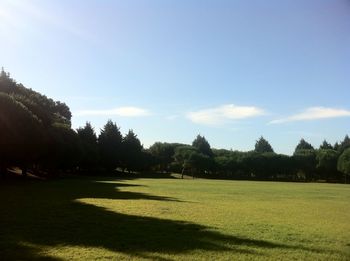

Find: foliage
337;148;350;182
294;139;314;153
254;136;274;153
293;149;317;181
77;122;99;170
339;135;350;153
0;92;45;173
98;120;123;171
316;149;339;180
319;140;333;150
122;129;143;172
192;134;213;157
149;142;182;172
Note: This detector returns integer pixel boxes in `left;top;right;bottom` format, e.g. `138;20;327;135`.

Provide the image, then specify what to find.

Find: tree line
1;69;350;183
149;135;350;183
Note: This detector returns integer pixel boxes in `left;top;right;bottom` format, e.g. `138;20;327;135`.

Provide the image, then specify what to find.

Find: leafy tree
337;148;350;183
174;146;198;178
98;120;122;171
316;149;339;181
0;68;72;128
319;140;333;150
293;149;317;181
192;135;213;157
294;139;314;154
77;122;99;171
149;142;181;172
0;93;45;175
339;135;350;153
188;152;212;177
254;136;274;153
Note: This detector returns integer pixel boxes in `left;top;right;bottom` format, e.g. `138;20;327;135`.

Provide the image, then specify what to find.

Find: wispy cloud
74;107;151;117
187;104;265;125
270;107;350;124
0;0;89;40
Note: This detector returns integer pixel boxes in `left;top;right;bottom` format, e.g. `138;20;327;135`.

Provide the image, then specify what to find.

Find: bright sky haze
1;0;349;154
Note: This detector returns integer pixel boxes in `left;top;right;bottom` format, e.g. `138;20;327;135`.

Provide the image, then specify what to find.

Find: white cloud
270;107;350;124
187;104;265;125
74;106;151;117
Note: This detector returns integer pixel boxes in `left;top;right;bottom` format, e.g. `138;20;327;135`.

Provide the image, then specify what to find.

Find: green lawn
1;176;349;260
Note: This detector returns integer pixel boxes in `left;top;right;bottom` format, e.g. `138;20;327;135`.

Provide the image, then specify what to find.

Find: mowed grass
1;176;349;260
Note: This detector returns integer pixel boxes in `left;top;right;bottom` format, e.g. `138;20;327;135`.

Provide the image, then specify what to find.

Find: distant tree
339;135;350;153
174;146;198;178
137;150;157;172
293;149;317;181
77;122;99;171
254;136;274;153
212;150;248;178
98;120;122;171
192;135;213;157
273;154;295;180
337;148;350;183
319;140;333;150
316;149;339;181
188;152;212;177
149;142;180;172
122;129;143;172
294;139;314;154
333;142;340;151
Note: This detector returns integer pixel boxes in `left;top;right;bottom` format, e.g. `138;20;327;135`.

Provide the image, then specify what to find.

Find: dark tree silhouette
0;93;45;175
339;135;350;153
192;135;213;157
122;129;143;172
316;149;339;181
149;142;184;172
98;120;123;171
294;139;314;154
319;140;333;150
77;122;99;171
254;136;274;153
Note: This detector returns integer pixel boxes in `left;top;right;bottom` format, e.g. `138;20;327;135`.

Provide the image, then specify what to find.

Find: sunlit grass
1;176;349;260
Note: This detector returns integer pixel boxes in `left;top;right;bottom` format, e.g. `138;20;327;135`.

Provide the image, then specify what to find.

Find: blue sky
0;0;349;154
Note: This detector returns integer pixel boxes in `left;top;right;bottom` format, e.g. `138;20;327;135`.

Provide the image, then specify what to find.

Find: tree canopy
98;120;123;171
192;135;213;157
337;148;350;182
254;136;274;153
294;139;314;154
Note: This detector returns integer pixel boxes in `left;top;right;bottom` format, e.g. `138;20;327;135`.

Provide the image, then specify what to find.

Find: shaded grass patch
0;177;349;260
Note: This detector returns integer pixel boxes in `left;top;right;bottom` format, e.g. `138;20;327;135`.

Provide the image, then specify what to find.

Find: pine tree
254;136;274;153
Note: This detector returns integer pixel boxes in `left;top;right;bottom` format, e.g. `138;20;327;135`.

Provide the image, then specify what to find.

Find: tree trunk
181;167;185;179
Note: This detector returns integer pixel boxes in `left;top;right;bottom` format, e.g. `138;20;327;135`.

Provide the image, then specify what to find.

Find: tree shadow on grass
0;178;338;260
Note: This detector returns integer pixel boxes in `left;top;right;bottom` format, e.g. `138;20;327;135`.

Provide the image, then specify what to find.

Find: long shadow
0;177;339;260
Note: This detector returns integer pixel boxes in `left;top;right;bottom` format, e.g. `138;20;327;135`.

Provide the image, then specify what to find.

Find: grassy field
1;175;349;260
